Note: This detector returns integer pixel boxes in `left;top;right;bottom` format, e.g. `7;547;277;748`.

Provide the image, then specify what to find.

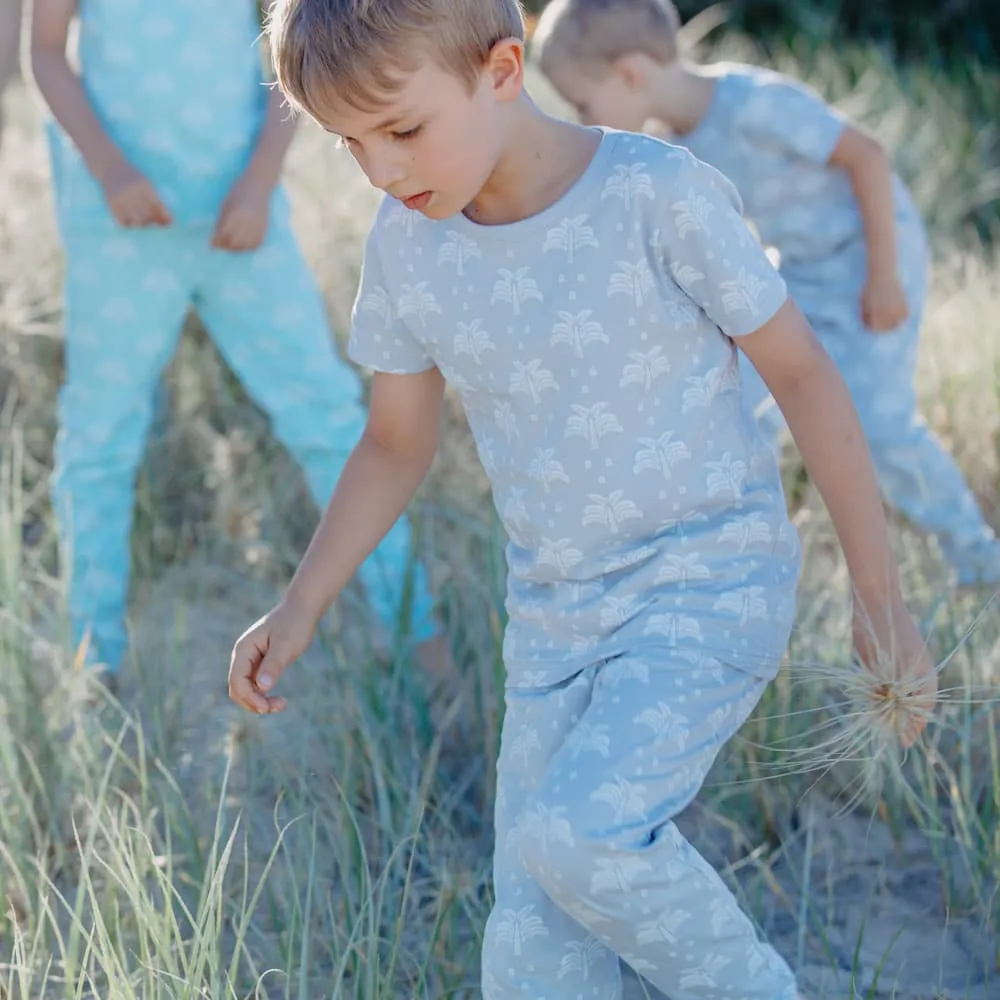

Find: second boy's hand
861;268;909;332
210;172;272;251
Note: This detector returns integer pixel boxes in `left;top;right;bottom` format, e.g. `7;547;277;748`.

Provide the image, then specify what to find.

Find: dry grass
0;30;998;1000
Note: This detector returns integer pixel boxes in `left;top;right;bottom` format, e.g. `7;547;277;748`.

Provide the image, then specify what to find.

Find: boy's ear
613;53;649;92
487;37;525;101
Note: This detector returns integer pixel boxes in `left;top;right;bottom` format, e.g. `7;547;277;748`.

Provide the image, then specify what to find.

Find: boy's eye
392;124;423;141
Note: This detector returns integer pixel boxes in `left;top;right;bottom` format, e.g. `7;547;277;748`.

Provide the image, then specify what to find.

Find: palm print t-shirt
349;129;802;689
680;63;923;271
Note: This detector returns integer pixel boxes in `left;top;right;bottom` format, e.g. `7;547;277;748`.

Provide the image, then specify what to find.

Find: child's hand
852;591;938;748
211;174;271;252
861;272;909;332
228;598;318;715
101;160;173;228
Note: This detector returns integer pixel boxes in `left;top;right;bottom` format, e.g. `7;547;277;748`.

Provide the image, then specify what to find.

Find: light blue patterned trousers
52;196;436;671
482;650;799;999
741;256;1000;588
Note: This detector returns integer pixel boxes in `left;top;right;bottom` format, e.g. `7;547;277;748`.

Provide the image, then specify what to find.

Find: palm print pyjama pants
53;203;436;671
482;650;800;1000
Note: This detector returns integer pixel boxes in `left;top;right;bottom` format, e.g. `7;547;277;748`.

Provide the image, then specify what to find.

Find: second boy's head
533;0;681;131
268;0;527;218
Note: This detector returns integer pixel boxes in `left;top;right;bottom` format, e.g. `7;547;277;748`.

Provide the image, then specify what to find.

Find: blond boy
534;0;1000;591
228;1;936;996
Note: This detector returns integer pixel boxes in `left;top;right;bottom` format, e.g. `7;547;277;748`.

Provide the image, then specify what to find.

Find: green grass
0;28;998;1000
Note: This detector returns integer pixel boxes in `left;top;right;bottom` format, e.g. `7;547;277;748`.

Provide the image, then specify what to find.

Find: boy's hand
211;174;271;252
852;591;938;748
228;598;318;715
102;160;173;228
861;271;909;332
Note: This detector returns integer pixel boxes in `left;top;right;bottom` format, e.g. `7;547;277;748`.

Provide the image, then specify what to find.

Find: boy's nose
364;152;407;193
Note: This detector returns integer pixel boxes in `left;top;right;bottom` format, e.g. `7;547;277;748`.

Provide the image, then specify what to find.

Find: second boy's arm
31;0;172;226
828;126;908;332
739;300;935;745
228;367;445;714
211;1;299;250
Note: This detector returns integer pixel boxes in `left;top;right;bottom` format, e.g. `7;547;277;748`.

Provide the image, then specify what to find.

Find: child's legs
54;228;191;669
817;314;999;584
497;653;798;1000
196;197;436;641
483;666;622;999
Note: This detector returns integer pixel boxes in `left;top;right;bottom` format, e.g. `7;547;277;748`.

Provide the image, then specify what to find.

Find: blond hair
268;0;526;116
533;0;724;76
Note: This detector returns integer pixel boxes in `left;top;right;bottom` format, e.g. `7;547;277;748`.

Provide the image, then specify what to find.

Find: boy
228;1;936;997
30;0;441;679
533;0;1000;591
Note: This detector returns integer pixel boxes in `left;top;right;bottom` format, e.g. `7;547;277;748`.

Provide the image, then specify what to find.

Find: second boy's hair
533;0;680;76
268;0;526;117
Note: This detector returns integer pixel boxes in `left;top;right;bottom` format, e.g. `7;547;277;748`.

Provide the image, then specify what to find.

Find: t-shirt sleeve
738;74;847;164
347;223;436;375
656;151;788;338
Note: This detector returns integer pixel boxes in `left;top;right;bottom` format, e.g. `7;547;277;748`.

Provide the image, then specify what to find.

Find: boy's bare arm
740;300;936;746
229;366;444;715
31;0;171;225
740;299;898;601
284;367;445;622
828;125;908;331
31;0;120;181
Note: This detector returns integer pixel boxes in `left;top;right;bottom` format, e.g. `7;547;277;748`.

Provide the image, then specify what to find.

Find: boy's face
544;59;650;133
314;51;516;220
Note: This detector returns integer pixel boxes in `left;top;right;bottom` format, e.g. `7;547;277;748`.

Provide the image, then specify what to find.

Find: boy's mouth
402;191;432;211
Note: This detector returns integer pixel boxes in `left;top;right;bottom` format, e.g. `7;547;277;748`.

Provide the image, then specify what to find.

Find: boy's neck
647;61;717;139
462;94;601;227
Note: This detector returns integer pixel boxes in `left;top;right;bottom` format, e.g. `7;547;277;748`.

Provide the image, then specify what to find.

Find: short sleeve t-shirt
680;64;920;269
349;129;801;688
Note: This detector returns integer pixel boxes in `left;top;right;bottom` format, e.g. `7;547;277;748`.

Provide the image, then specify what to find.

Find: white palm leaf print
509;725;542;767
453;319;496;364
591;775;647;823
720;267;769;317
642;613;704;645
589;856;653;895
551;310;608;356
582;491;643;534
636;908;693;945
713;586;769;625
565;721;611;759
359;285;396;330
619;346;671;390
717;513;773;552
608;259;655;307
510;359;559;402
494;905;549;956
437;229;481;274
558;937;609;981
396;282;442;325
517;803;576;853
633;432;692;478
528;448;570;492
599;594;640;628
653;552;711;587
543;214;599;262
566;403;624;449
706;453;748;497
670;260;705;289
671;188;716;238
490;266;543;314
537;537;585;575
601;162;654;209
